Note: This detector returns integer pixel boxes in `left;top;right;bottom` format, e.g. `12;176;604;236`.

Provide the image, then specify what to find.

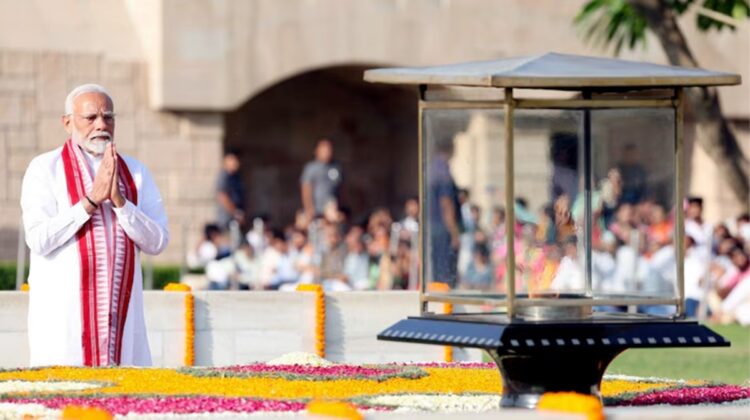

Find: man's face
273;237;288;253
730;249;748;270
224;154;240;174
405;199;419;218
687;203;702;220
63;92;115;156
291;231;306;249
316;140;333;163
325;225;342;247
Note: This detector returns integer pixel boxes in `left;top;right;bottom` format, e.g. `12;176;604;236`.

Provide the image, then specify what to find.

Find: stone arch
223;64;417;226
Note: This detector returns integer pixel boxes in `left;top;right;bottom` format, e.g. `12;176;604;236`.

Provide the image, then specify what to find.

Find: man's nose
94;114;111;129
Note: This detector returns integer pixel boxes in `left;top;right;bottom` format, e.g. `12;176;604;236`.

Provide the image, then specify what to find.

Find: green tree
576;0;750;209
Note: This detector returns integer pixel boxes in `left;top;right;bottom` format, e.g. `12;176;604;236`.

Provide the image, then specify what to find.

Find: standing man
216;150;246;230
429;135;462;287
21;84;169;366
300;138;343;220
216;150;246;249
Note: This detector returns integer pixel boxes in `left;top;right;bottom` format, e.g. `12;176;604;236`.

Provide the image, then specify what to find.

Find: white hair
64;84;112;115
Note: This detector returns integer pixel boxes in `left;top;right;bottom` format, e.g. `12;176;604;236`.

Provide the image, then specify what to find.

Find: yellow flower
0;366;502;399
163;283;191;292
0;366;688;402
298;284;326;358
537;392;603;420
296;284;322;293
307;400;363;420
61;405;112;420
184;293;195;366
163;283;194;366
601;379;674;396
20;283;29;292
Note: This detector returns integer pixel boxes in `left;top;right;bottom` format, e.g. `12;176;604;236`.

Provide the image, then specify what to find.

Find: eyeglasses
67;112;116;124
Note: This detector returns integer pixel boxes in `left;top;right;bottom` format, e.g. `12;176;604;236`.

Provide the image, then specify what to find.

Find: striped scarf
61;139;138;366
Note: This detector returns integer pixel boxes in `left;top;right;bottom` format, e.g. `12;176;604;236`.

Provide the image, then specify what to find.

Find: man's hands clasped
86;143;125;212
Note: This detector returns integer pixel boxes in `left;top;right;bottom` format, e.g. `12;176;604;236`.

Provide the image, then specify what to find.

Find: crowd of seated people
187;189;749;325
188;197;420;293
449;172;750;324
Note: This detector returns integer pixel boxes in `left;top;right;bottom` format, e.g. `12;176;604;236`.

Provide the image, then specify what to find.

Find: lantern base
377;314;729;409
488;347;622;408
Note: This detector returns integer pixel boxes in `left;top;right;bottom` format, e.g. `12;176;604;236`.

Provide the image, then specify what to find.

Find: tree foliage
575;0;749;55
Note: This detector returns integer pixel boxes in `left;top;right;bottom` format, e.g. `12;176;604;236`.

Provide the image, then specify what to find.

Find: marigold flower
537;392;604;420
164;283;194;366
307;400;363;420
298;284;326;358
163;283;191;292
61;405;113;420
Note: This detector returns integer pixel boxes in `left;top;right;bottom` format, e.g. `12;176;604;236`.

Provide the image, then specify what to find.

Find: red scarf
61;139;138;366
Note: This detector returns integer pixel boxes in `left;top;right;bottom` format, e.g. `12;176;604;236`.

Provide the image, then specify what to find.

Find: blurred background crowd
187;138;750;326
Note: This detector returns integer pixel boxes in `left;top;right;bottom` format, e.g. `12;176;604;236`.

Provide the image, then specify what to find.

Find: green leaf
731;0;749;18
574;0;647;54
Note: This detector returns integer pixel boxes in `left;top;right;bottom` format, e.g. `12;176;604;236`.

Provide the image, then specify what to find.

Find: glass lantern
366;53;740;409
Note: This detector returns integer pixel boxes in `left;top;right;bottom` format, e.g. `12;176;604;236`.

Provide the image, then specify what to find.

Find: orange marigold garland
297;284;326;358
183;292;195;366
307;400;363;420
20;283;29;292
428;283;453;362
164;283;195;366
537;392;604;420
164;283;191;292
61;405;113;420
442;302;454;362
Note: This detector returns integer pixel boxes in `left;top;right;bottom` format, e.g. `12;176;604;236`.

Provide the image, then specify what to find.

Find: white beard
73;130;112;156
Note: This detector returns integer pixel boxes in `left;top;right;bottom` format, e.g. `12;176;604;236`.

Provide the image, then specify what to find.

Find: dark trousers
430;231;458;288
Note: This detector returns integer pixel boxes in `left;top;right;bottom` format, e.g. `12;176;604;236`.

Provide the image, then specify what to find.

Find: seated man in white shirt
21;84;169;366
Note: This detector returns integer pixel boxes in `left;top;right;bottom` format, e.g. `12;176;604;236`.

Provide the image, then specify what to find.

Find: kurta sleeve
21;159;92;257
112;166;169;255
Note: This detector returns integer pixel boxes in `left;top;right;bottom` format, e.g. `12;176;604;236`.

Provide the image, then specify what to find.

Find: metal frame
418;85;427;314
582;90;593;297
423;294;679;307
674;88;686;318
504;88;516;318
417;87;686;318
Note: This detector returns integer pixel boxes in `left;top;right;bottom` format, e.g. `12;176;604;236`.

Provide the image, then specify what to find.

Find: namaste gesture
89;142;126;209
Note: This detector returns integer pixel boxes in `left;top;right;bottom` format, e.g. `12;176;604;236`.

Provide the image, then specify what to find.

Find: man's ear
61;115;73;135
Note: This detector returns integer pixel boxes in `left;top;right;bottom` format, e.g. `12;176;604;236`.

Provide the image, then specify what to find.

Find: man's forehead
74;92;113;112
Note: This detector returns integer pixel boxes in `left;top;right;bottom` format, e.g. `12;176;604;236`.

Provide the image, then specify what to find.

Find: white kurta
21;146;169;367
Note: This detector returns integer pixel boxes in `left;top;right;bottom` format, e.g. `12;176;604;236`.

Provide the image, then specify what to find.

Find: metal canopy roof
363;52;741;89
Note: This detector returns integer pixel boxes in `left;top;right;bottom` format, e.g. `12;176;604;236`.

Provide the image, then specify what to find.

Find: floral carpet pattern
0;354;747;418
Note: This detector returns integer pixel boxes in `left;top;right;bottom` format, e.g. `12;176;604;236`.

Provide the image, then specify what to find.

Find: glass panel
422;108;506;295
590;108;677;305
422;106;677;313
512;110;586;296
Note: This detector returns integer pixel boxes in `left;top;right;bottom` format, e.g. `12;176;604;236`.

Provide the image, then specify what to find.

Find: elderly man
21;84;169;366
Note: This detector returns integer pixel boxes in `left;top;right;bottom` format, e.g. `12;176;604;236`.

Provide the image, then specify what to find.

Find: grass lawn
606;323;750;384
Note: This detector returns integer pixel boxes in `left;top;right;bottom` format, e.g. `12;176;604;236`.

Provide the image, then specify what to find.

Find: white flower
0;402;59;420
266;352;334;367
364;393;502;412
603;374;686;384
0;380;101;394
120;412;297;419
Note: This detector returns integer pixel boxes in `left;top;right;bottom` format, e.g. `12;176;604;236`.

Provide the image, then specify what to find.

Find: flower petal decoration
0;356;747;417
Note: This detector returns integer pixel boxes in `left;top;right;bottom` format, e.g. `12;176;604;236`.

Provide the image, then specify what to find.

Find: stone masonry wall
0;49;223;265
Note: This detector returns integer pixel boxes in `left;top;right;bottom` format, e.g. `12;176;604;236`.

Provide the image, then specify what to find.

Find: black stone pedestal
377;314;730;409
488;347;623;408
